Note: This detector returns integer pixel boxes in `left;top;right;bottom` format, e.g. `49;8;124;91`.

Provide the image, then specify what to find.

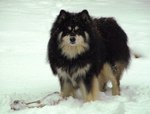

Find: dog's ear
57;10;68;23
79;10;91;23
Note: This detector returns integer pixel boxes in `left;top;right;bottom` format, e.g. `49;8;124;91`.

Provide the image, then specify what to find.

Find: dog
47;10;130;101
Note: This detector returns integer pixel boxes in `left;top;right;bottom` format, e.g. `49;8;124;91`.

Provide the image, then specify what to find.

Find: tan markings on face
75;26;79;30
68;26;72;30
59;35;89;59
84;31;89;42
58;32;63;41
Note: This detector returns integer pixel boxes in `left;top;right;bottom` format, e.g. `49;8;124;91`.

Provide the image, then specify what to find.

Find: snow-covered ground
0;0;150;114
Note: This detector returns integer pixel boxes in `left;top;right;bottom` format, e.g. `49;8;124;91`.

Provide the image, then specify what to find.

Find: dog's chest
56;64;91;87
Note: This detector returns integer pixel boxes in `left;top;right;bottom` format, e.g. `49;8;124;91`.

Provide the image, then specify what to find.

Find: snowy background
0;0;150;114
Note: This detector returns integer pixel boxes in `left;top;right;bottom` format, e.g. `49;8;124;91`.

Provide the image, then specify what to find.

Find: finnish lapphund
47;10;130;101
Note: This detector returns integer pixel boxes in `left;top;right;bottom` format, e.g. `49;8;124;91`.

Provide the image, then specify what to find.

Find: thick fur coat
47;10;130;101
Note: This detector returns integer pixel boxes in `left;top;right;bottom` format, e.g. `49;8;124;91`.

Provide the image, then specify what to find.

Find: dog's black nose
70;37;76;44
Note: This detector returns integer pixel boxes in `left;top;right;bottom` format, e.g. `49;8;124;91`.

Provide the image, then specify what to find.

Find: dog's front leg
80;76;99;102
59;78;75;98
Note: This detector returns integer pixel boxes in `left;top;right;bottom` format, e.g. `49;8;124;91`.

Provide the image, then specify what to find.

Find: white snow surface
0;0;150;114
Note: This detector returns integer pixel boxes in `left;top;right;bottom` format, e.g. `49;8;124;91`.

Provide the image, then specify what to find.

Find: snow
0;0;150;114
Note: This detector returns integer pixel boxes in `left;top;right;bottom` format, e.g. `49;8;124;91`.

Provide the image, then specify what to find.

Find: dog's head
54;10;92;59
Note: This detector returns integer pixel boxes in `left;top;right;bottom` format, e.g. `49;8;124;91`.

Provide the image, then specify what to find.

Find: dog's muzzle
70;36;76;44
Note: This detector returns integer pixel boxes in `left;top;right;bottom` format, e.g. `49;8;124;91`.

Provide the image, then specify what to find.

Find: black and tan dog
47;10;130;101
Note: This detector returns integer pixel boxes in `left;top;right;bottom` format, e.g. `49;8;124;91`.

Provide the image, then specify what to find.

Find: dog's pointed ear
79;10;91;23
57;10;68;23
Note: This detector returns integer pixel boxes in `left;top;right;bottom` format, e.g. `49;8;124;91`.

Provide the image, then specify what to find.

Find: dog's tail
130;49;142;58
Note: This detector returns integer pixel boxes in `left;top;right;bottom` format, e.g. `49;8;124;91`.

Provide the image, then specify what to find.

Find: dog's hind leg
112;61;127;92
101;63;120;95
98;73;107;92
